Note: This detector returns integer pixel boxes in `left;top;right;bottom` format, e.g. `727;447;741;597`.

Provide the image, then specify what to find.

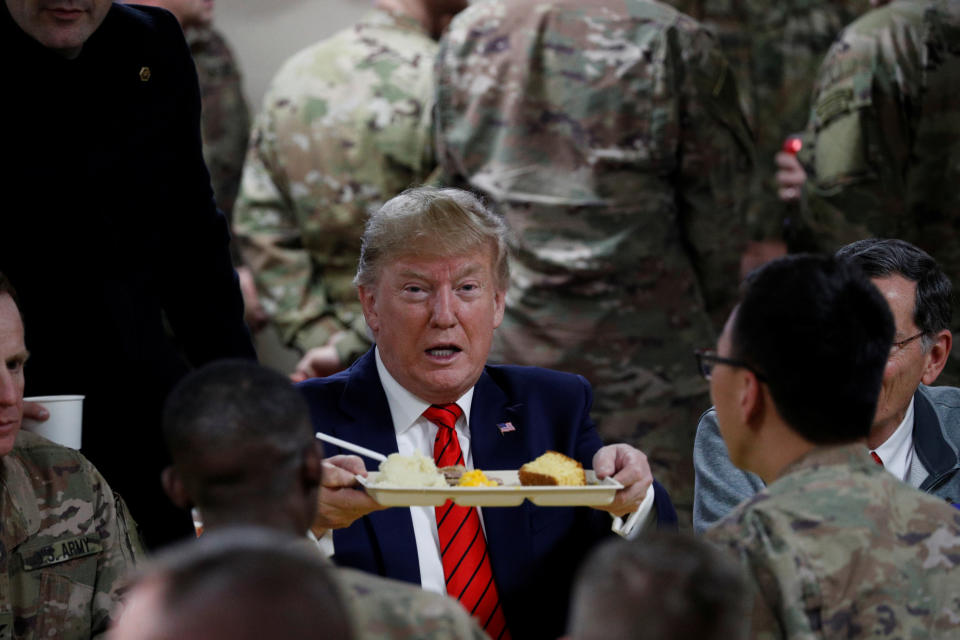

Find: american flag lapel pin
496;421;516;434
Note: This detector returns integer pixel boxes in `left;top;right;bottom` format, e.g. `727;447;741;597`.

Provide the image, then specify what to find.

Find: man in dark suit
300;187;676;640
1;0;256;547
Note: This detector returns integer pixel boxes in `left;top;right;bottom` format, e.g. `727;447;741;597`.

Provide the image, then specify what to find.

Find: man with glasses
693;238;960;533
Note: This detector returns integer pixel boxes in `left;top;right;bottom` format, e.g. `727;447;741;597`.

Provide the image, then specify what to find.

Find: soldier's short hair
354;187;510;290
732;255;894;444
568;532;749;640
836;238;953;350
122;526;352;640
162;360;313;517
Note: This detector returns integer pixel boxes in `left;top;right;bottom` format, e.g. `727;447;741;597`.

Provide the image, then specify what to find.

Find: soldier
702;255;960;638
159;359;488;640
111;528;353;640
662;0;870;272
0;273;144;639
233;0;467;380
778;0;960;384
434;0;754;527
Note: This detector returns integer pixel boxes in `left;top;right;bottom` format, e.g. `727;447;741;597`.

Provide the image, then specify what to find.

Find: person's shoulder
336;568;485;637
918;383;960;408
10;432;103;499
103;3;182;38
13;430;90;468
484;363;590;395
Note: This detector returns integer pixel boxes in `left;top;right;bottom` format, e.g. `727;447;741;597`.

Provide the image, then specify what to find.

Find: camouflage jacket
337;567;487;640
436;0;754;401
706;444;960;639
796;0;960;280
187;25;250;228
233;9;437;365
662;0;870;239
0;432;144;639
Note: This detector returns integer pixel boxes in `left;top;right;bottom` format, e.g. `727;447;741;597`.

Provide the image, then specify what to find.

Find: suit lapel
335;351;421;583
470;368;528;471
469;367;534;601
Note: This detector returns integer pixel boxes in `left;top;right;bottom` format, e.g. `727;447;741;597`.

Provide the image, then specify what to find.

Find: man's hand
22;401;49;422
291;345;343;382
313;455;386;531
775;151;807;201
237;266;269;334
592;444;653;518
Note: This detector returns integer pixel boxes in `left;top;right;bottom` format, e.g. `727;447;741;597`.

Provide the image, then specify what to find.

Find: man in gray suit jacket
693;239;960;532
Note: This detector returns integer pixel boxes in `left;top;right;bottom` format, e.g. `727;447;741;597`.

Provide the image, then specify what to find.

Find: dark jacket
0;2;256;546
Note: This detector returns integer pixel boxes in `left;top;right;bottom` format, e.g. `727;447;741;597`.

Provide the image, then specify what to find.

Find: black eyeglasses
890;331;925;356
694;349;767;382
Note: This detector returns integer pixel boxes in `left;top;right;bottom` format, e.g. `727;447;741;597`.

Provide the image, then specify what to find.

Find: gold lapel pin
139;66;151;82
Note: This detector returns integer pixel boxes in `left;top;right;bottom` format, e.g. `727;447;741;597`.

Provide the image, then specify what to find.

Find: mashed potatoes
374;451;448;487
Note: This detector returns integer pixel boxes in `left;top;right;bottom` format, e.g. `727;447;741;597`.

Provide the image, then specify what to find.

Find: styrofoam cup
22;395;84;449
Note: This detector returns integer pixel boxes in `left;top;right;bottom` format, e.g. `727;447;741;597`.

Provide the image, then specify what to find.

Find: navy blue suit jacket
300;349;676;639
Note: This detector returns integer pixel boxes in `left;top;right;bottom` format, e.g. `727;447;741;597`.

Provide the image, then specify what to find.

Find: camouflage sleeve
793;24;906;250
197;31;251;224
705;518;786;640
232;106;371;360
673;24;754;325
87;460;145;638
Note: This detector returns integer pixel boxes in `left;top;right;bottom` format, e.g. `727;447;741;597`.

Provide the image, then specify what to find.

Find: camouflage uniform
795;0;960;384
337;568;488;640
706;444;960;639
436;0;755;527
233;9;437;365
186;25;250;228
0;431;144;639
662;0;870;239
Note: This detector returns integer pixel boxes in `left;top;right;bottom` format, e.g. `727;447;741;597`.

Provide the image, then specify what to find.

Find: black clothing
1;3;257;547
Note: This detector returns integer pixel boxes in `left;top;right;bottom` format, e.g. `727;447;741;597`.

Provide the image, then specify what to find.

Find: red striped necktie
425;403;510;640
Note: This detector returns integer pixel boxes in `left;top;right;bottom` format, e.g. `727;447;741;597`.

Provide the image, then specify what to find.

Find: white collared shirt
872;397;916;483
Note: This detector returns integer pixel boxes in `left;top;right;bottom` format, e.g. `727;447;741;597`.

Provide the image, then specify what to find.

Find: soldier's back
798;0;960;384
437;0;754;526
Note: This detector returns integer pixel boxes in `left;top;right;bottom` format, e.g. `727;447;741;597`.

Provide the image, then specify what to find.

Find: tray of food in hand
356;450;622;507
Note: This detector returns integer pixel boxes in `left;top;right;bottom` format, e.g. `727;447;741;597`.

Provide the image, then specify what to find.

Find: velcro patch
815;88;853;125
20;536;102;570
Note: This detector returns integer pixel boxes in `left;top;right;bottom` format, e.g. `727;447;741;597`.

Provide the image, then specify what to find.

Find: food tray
357;470;621;507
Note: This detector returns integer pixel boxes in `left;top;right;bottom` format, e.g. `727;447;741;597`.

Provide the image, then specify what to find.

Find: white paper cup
22;395;85;449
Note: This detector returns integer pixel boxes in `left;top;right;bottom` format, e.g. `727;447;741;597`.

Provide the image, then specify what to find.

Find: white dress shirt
375;347;475;595
872;397;917;484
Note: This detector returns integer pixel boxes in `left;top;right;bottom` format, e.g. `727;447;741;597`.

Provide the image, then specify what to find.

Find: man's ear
161;466;192;510
742;371;766;431
358;284;380;337
301;440;324;492
921;329;953;385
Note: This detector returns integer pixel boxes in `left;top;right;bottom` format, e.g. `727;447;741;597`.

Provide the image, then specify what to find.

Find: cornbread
457;469;499;487
373;451;447;487
518;451;586;486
